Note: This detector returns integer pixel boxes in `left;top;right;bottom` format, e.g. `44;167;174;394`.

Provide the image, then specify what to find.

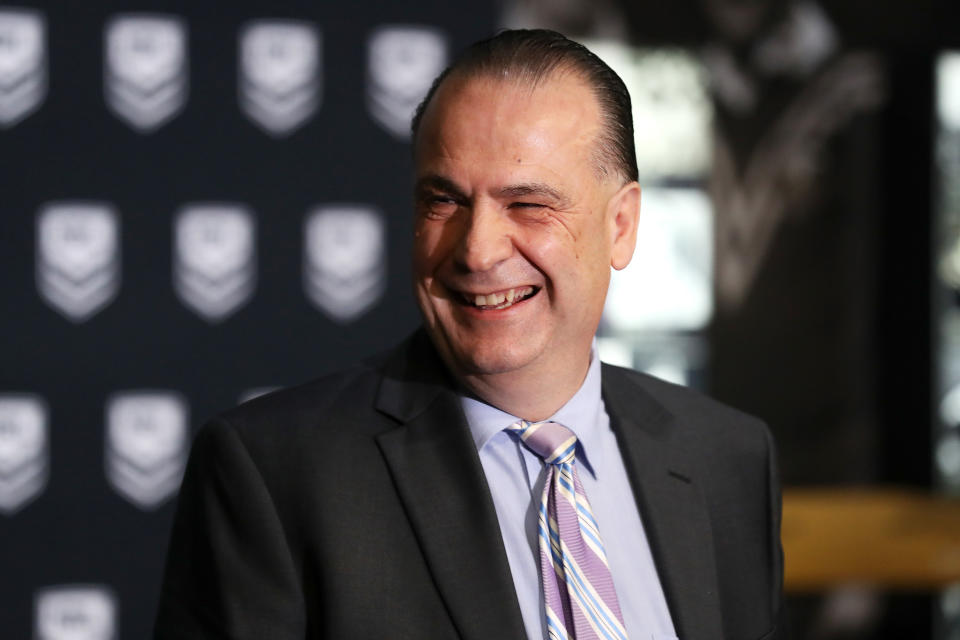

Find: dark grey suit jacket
154;330;783;639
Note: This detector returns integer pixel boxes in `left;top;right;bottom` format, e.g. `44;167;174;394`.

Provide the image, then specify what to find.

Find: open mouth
459;286;539;310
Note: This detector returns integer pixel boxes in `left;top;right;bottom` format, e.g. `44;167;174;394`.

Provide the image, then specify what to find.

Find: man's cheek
414;227;450;265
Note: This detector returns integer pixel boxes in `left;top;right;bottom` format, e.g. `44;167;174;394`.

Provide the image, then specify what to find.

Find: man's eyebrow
497;183;570;206
414;175;466;199
415;177;571;207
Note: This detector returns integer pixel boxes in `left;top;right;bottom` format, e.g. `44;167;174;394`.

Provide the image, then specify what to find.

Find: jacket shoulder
601;362;772;456
200;355;394;460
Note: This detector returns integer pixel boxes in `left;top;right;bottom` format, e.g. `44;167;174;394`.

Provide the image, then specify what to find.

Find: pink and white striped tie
509;420;628;640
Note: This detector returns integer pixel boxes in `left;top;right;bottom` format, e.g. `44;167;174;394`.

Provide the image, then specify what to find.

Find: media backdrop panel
0;1;495;637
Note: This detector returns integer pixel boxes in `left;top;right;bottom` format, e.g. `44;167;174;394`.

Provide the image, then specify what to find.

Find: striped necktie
508;420;628;640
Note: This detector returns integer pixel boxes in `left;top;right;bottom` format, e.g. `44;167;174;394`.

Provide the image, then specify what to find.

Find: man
155;29;782;640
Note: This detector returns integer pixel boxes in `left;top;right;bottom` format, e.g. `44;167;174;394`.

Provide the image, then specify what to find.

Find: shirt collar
460;341;604;468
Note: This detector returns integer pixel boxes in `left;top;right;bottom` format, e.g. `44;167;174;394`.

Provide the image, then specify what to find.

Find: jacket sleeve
153;419;306;640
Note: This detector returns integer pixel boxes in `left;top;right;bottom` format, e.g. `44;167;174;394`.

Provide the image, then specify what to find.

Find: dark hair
411;29;638;184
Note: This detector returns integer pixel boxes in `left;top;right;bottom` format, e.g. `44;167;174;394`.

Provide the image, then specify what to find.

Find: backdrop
0;1;495;637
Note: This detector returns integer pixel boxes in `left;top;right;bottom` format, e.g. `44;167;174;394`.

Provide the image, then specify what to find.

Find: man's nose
455;201;513;273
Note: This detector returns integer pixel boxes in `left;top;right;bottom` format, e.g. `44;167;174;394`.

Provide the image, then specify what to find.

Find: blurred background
1;0;959;638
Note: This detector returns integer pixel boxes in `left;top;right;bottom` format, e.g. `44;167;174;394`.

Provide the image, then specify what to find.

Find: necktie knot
508;420;577;465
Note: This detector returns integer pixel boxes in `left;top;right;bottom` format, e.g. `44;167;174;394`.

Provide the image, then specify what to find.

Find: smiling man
155;30;783;640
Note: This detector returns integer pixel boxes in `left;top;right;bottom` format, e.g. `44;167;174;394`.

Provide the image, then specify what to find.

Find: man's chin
445;341;544;380
421;316;549;379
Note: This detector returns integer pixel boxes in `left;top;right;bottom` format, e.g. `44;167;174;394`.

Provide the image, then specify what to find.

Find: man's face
412;71;638;388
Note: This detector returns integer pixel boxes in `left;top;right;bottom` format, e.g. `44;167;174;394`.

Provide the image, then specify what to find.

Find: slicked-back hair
411;29;638;184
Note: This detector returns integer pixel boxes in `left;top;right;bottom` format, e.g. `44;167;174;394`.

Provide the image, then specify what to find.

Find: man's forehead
415;71;601;169
419;70;598;138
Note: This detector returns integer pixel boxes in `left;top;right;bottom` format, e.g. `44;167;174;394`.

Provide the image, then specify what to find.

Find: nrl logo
35;585;117;640
36;202;121;323
940;382;960;428
239;20;320;136
0;394;48;515
173;204;257;322
303;205;386;322
366;25;447;139
105;391;188;510
104;14;188;132
0;8;46;127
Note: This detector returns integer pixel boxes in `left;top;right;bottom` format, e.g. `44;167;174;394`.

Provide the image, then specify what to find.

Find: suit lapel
374;332;527;640
602;365;724;640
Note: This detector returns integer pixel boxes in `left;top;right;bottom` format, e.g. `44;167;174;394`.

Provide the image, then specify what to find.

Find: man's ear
607;181;641;270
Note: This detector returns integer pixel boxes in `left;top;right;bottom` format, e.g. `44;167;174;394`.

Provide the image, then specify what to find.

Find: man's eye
420;196;459;219
510;202;546;210
427;196;460;209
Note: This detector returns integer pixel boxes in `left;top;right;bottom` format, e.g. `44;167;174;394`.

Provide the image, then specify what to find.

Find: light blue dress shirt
460;345;678;640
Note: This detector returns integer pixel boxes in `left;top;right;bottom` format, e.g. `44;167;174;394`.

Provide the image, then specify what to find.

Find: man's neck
457;350;592;422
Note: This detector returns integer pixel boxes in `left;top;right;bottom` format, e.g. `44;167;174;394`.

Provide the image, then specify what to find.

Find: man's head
410;30;641;406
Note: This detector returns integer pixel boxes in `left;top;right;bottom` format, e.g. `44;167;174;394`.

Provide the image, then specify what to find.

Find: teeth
466;286;534;309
